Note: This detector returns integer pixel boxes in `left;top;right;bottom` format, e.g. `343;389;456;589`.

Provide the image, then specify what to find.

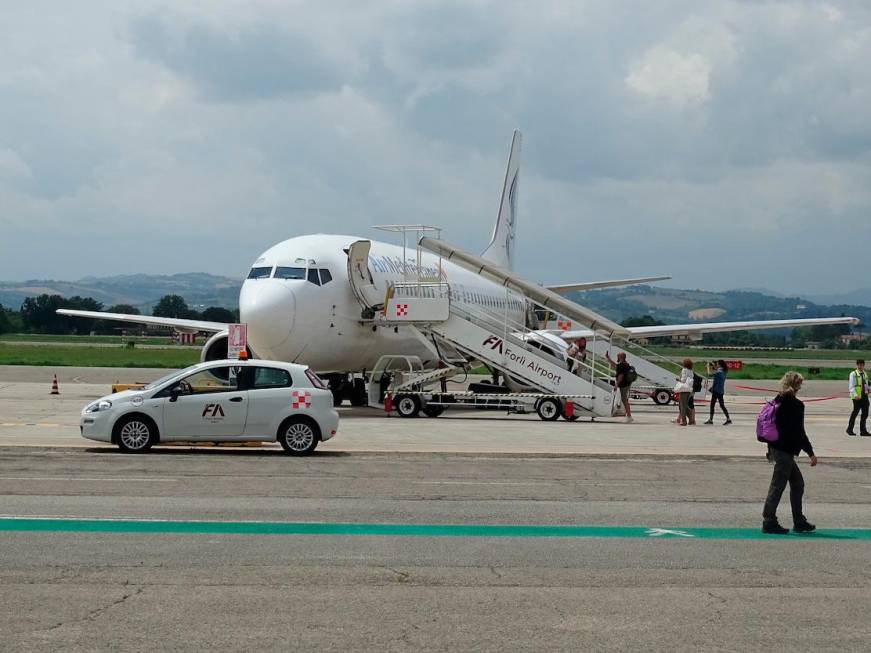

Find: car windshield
142;364;203;390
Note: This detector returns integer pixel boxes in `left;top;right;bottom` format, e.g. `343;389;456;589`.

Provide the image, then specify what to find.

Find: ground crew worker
846;359;869;436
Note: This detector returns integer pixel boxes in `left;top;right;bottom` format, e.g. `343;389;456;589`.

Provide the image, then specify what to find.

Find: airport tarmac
2;365;870;650
2;449;871;651
0;366;865;457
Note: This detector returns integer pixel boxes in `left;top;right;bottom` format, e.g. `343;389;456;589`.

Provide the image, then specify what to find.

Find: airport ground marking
1;518;871;541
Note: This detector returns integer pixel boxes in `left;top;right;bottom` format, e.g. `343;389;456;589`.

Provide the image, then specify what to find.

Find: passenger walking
762;372;818;534
566;337;587;374
605;351;634;423
675;359;695;426
846;359;869;436
704;360;732;425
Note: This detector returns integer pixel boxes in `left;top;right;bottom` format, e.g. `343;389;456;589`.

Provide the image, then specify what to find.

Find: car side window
175;367;238;395
251;367;293;389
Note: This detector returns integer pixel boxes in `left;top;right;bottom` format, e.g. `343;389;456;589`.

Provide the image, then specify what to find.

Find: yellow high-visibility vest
850;369;867;400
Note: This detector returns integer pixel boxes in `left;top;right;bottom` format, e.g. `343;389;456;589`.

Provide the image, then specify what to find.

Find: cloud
1;1;871;297
626;48;712;106
129;12;349;102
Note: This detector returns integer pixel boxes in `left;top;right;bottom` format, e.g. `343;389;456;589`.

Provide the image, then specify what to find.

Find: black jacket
772;393;815;457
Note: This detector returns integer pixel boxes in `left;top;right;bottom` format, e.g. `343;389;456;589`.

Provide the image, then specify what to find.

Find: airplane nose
239;280;295;351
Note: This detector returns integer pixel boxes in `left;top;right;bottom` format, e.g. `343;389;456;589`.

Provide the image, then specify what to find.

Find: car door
243;366;295;437
161;365;249;439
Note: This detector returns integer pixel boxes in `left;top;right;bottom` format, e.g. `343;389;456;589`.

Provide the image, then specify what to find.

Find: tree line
0;294;239;335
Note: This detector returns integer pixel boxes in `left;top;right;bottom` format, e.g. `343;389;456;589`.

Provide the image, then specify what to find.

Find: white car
80;359;338;455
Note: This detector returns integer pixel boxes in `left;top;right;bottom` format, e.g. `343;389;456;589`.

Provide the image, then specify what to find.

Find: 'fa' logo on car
482;335;503;353
202;403;225;418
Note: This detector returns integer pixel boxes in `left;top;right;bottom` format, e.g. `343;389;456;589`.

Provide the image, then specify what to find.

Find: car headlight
85;399;113;413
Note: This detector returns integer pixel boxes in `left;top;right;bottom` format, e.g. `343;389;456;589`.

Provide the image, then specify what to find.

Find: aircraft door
346;240;384;312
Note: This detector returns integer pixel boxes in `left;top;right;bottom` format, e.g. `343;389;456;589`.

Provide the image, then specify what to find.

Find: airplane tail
481;129;521;271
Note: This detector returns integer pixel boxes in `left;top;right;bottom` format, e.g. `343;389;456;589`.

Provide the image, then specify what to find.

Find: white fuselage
239;234;527;372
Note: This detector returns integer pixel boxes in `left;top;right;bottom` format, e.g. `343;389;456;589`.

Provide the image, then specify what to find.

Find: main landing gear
326;374;367;407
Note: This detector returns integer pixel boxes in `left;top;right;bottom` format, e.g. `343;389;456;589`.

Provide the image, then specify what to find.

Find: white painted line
0;476;178;483
412;480;553;486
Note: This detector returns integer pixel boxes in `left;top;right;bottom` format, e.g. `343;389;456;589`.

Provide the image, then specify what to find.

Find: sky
1;1;870;295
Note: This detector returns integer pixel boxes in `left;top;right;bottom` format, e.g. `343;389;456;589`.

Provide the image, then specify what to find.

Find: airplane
59;130;859;406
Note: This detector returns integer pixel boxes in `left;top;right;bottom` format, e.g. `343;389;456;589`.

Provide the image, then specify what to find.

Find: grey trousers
763;447;805;523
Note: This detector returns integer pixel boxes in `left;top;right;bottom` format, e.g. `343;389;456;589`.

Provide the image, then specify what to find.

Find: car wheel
114;415;157;453
395;394;421;418
653;389;672;406
422;404;444;417
536;397;561;421
278;418;320;456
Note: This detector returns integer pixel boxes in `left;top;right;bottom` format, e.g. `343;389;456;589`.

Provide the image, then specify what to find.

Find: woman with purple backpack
761;371;818;535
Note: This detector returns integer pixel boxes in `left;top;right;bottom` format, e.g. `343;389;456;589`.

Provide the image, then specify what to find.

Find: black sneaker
794;521;816;533
847;429;857;436
762;521;790;535
861;432;871;437
723;419;732;426
703;420;713;425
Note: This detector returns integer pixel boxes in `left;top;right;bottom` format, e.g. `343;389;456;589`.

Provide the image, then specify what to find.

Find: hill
569;286;871;328
0;273;240;311
1;274;869;329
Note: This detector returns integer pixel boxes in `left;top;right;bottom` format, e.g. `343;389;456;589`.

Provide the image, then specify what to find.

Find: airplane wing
556;316;859;340
56;309;228;334
547;276;671;294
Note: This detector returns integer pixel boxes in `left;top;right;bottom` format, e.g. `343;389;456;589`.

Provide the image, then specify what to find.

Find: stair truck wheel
652;388;672;406
422;404;444;417
536;397;561;421
396;394;421;418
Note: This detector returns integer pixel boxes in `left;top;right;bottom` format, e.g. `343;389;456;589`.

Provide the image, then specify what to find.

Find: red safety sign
557;319;572;331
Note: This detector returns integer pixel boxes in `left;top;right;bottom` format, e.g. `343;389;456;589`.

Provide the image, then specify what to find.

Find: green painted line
1;518;871;541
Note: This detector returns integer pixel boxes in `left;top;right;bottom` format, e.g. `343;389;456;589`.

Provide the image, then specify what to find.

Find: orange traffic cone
50;374;59;395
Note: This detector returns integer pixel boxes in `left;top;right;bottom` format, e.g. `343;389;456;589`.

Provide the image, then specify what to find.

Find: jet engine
200;331;229;363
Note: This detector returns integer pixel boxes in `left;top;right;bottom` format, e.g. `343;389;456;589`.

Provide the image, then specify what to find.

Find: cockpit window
307;268;321;286
319;269;332;285
247;266;273;279
274;266;306;280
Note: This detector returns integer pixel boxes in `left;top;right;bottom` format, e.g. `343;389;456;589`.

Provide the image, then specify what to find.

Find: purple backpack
756;398;780;443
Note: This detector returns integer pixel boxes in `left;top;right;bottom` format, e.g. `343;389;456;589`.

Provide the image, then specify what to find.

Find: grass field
719;363;847;381
649;347;871;361
0;343;199;368
0;339;860;379
0;333;176;345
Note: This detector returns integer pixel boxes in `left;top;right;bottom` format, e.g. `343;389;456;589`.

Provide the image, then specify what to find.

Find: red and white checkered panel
291;390;312;409
556;319;572;331
395;304;409;317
